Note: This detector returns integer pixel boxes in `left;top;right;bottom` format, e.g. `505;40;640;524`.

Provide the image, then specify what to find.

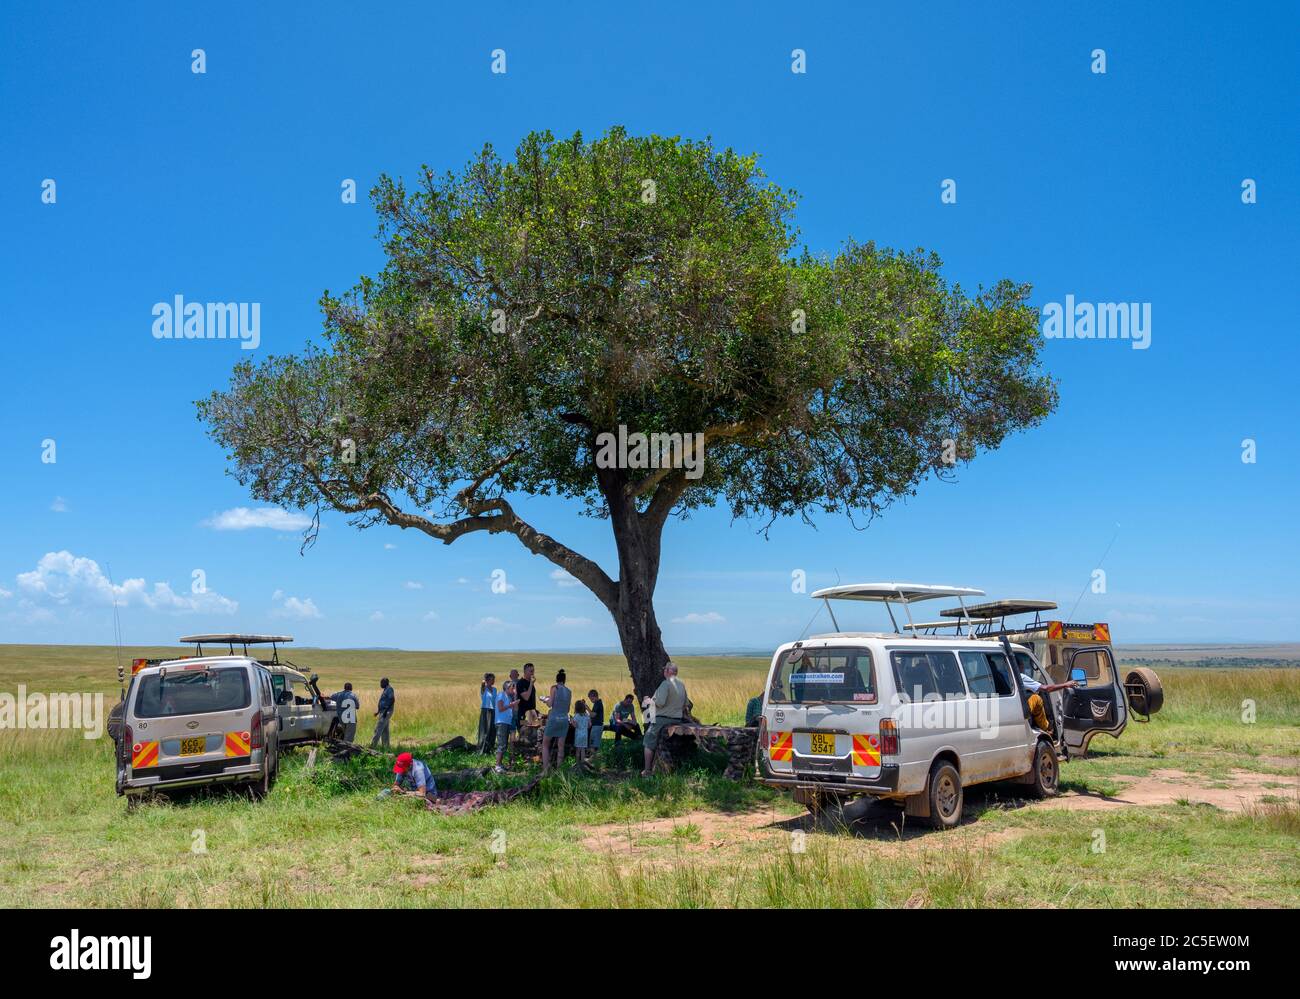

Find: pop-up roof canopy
811;583;984;604
938;600;1057;620
178;634;295;661
809;583;985;634
179;634;295;644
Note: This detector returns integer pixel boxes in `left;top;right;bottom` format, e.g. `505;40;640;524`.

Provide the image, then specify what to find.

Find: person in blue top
493;680;519;773
370;677;395;749
477;673;498;755
391;752;436;801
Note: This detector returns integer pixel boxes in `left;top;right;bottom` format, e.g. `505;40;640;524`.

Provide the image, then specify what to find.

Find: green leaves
198;126;1056;544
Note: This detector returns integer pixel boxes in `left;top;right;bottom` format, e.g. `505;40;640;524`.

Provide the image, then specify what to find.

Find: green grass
0;645;1297;908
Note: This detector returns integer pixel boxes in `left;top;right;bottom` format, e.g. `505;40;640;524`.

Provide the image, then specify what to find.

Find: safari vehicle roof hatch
809;583;985;635
179;634;295;660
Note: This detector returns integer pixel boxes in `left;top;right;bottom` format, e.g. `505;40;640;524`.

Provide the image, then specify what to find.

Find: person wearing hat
391;752;436;802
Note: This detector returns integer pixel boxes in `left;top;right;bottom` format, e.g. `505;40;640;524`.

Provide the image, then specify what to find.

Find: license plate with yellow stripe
180;737;206;756
808;732;836;756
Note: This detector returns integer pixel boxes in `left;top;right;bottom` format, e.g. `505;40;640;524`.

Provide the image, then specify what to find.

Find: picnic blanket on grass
422;777;541;815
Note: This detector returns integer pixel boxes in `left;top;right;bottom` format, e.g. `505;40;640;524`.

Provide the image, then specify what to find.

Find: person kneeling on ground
610;694;641;742
494;680;519;774
642;662;687;777
392;752;436;802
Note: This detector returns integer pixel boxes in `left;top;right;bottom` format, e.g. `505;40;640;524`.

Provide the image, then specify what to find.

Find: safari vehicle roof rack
810;583;985;636
178;634;295;661
934;601;1112;644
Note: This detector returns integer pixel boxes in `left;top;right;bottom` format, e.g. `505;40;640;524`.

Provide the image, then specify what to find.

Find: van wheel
927;761;963;830
250;759;273;801
1030;740;1059;798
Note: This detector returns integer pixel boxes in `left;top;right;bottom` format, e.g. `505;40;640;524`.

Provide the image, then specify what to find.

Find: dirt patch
581;807;781;859
1047;768;1300;813
579;803;1026;866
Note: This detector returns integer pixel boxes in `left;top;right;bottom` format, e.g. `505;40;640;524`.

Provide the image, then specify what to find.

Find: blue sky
1;1;1297;649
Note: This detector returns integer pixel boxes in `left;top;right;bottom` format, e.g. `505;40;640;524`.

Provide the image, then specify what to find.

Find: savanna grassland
0;644;1297;908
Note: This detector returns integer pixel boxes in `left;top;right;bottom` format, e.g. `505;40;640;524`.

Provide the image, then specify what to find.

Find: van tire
927;761;963;830
250;755;274;801
1029;740;1059;798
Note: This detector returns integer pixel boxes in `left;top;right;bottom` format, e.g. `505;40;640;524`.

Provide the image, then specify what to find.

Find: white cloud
370;611;385;622
203;507;312;531
672;611;726;625
384;543;397;550
14;551;237;615
0;588;13;600
271;592;321;619
422;610;441;622
403;581;423;590
468;616;512;632
550;568;580;588
456;577;469;585
554;615;593;628
50;496;68;513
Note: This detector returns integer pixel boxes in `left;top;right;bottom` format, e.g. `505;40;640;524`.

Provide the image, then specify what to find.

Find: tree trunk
601;468;673;702
614;578;670;703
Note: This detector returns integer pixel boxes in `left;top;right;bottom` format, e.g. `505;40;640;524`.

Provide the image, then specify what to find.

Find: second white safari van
115;638;287;804
757;583;1065;829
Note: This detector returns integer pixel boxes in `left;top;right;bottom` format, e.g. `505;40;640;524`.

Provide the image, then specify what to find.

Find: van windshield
769;647;876;704
134;667;250;718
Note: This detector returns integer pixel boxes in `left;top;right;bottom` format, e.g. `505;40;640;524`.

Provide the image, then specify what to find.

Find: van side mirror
1069;667;1087;685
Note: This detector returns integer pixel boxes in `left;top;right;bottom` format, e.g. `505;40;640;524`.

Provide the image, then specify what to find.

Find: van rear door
768;647;883;782
129;665;256;775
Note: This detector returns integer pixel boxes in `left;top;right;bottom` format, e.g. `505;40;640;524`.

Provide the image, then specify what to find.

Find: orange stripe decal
132;741;158;769
1047;621;1063;640
769;732;793;762
852;734;881;767
225;731;251;757
1093;623;1110;642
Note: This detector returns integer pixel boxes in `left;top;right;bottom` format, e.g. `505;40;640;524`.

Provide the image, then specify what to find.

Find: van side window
891;651;968;701
960;651;1016;696
271;674;286;700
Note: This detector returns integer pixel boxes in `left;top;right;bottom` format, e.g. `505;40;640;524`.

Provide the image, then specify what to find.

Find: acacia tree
198;127;1056;699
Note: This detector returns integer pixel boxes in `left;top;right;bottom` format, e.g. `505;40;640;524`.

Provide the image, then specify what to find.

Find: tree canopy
198;126;1056;696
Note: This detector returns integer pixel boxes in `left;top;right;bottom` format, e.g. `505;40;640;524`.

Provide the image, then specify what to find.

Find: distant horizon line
1;639;1298;656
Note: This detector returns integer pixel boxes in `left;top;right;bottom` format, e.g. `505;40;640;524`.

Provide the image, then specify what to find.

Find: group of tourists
336;661;690;799
474;661;687;777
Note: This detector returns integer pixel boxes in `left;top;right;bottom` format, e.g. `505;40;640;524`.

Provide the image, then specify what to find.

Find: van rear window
134;667;251;718
769;648;876;704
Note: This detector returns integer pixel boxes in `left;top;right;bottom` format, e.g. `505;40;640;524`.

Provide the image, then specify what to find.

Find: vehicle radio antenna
1067;523;1120;621
106;562;125;698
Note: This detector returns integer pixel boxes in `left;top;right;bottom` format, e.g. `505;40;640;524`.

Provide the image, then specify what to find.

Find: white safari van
114;635;291;803
758;584;1067;829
